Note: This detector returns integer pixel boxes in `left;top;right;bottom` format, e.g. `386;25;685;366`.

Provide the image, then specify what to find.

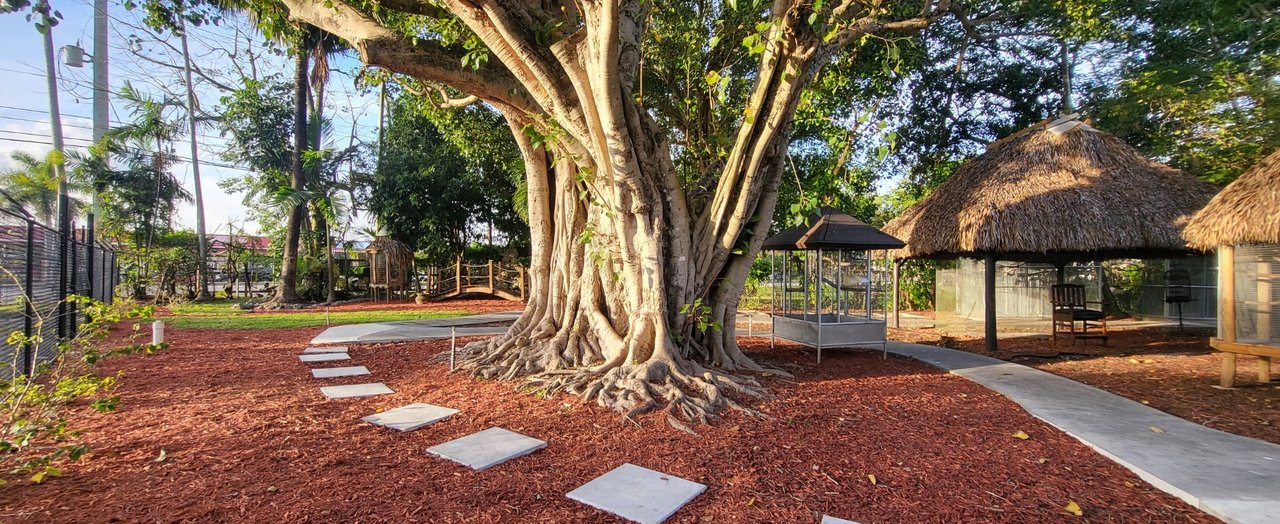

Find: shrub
1;296;165;485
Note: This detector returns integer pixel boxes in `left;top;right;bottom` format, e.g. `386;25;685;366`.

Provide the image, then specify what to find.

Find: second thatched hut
883;114;1218;351
1183;149;1280;386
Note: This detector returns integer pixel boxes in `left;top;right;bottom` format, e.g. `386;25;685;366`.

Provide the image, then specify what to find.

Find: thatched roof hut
1182;149;1280;250
883;115;1218;261
1180;150;1280;387
882;114;1219;352
365;232;415;296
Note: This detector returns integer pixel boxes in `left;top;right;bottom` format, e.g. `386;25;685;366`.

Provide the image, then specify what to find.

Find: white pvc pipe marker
152;320;165;345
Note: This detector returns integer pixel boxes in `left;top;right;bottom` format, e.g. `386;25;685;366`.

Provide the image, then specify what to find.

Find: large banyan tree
274;0;976;424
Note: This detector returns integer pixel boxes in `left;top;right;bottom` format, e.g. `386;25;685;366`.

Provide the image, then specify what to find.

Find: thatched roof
883;115;1218;260
763;207;905;251
1182;149;1280;249
365;235;414;261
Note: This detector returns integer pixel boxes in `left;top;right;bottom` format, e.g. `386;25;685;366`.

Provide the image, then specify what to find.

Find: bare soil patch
0;329;1209;522
891;325;1280;445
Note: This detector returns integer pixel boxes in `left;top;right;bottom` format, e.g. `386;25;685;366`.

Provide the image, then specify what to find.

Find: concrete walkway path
886;341;1280;524
310;312;522;345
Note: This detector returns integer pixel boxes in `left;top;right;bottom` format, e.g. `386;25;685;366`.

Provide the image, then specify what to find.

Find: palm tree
204;0;349;303
0;150;86;224
103;82;192;287
305;30;349;304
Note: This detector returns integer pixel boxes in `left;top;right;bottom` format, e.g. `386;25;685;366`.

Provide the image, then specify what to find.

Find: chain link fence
0;206;117;378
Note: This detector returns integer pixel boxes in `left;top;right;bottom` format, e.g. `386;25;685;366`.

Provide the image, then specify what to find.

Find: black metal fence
0;206;117;378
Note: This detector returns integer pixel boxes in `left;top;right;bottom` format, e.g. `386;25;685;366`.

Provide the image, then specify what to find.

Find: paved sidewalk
885;341;1280;524
310;312;521;345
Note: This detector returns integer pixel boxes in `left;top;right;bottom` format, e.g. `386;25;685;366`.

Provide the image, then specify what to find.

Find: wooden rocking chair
1051;284;1108;345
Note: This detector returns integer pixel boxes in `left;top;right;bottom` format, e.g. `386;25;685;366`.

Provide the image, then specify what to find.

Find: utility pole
41;15;66;201
87;0;108;303
179;17;211;300
92;0;108;143
40;4;70;339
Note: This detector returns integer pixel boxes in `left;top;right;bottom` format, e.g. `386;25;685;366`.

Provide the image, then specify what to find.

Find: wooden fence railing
422;260;526;302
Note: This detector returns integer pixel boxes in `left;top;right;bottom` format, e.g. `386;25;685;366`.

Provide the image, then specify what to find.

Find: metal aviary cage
763;208;905;362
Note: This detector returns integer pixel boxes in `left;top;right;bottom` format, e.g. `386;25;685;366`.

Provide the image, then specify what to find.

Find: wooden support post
487;260;495;293
1220;246;1237;343
1260;357;1272;384
1213;243;1233;386
519;266;526;301
1222;351;1238;388
984;254;998;354
455;258;462;295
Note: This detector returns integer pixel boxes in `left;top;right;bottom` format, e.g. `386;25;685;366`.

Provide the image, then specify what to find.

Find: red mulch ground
0;327;1210;522
891;325;1280;445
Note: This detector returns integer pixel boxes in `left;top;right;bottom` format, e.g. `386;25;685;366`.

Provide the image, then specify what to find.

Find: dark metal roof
763;207;906;251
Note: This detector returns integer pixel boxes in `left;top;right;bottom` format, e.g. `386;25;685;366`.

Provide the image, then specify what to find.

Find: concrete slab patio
361;403;458;432
311;366;370;379
319;383;394;399
567;463;706;524
299;352;349;363
885;341;1280;524
427;427;546;470
310;312;522;345
302;346;349;354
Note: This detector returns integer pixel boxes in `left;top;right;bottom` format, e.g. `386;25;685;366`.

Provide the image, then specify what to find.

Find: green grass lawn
164;299;470;330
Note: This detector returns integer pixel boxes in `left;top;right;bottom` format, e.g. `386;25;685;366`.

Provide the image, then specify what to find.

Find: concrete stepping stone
303;346;349;354
311;366;370;379
361;403;458;432
320;383;393;399
427;427;545;470
821;516;859;524
300;352;349;363
567;463;706;524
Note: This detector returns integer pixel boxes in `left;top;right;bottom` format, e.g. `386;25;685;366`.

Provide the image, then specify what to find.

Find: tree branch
277;0;537;113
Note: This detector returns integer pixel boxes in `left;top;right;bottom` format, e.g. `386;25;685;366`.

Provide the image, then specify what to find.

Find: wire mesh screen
74;240;90;297
1235;244;1280;346
0;207;119;378
0;210;29;374
942;259;1102;321
1128;256;1217;320
90;243;103;299
92;245;109;302
31;222;62;367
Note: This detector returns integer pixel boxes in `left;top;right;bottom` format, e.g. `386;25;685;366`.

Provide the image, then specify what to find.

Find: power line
0;136;87;147
0;105;94;121
0;136;257;174
0;129;96;144
0;112;232;145
0;114;95;131
0;67;45;79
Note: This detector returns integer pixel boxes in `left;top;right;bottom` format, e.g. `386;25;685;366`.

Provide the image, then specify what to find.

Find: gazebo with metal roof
763;207;905;362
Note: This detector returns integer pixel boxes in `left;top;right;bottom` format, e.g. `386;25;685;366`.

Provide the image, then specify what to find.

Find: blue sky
0;0;381;236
